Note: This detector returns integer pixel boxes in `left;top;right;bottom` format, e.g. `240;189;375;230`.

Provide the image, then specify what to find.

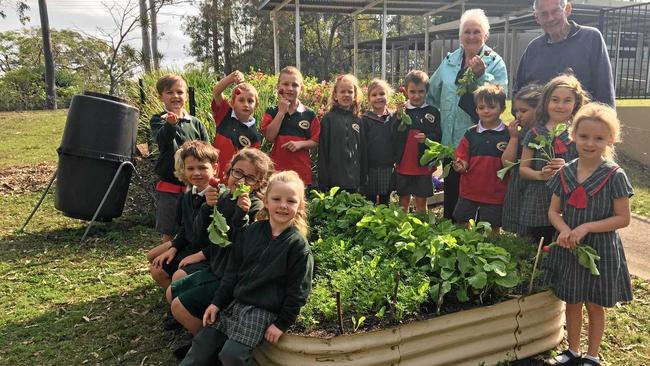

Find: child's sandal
550;350;582;365
579;359;601;366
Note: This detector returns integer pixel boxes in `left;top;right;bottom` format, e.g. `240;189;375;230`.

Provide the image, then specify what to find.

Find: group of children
143;67;633;366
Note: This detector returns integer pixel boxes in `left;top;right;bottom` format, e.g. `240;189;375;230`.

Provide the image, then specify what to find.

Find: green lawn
0;110;68;168
1;109;649;365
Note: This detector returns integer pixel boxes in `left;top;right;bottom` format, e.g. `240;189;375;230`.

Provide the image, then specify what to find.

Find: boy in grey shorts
147;74;209;262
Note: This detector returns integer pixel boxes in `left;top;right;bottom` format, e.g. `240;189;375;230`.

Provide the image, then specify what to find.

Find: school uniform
181;221;313;366
317;107;363;192
501;126;530;235
394;102;442;198
261;103;320;185
211;99;262;181
453;121;510;226
360;111;398;197
150;112;209;234
542;159;633;307
171;191;263;319
520;124;578;231
162;187;212;277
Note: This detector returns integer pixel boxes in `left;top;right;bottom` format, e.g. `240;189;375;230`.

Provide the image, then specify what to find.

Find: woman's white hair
458;8;490;38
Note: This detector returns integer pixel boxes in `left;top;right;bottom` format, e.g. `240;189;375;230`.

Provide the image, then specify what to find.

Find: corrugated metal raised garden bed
254;189;563;365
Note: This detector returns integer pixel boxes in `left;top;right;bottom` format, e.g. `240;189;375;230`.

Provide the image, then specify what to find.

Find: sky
0;0;199;70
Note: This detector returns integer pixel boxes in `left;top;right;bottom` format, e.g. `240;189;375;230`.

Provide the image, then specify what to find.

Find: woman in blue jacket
426;8;508;220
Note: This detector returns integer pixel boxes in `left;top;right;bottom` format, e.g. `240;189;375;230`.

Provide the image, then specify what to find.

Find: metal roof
256;0;536;17
345;4;609;49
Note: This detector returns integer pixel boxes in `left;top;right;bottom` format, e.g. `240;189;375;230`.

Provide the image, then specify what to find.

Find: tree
139;0;152;72
0;0;29;24
88;0;142;95
148;0;159;70
38;0;56;109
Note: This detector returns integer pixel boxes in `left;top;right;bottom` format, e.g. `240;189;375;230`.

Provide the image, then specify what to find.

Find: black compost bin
55;92;139;221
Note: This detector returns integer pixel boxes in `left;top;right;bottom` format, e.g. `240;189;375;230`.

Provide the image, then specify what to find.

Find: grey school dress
542;159;634;307
501;127;529;235
520;124;578;228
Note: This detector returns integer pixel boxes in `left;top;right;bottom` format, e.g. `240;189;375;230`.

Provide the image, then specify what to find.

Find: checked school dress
501;126;529;235
520;124;578;228
542;160;634;307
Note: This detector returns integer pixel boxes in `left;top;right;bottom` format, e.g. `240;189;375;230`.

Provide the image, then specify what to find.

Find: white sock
583;354;600;364
555;349;580;363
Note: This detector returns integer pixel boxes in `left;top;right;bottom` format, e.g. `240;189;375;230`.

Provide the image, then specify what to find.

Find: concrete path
619;213;649;280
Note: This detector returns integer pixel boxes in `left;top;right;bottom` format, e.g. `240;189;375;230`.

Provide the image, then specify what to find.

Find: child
180;171;313;366
520;74;589;245
544;103;633;366
452;84;509;231
167;148;274;337
261;66;320;186
317;74;364;193
150;141;219;290
148;74;209;254
211;70;263;181
501;84;543;235
394;70;442;214
361;78;398;205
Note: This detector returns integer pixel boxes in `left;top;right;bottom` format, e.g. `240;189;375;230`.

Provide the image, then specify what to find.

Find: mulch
0;163;57;196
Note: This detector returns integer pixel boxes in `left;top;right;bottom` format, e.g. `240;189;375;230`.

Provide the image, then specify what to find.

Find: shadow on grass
0;283;187;365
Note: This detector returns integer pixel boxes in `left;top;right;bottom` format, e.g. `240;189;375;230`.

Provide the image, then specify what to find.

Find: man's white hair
533;0;568;10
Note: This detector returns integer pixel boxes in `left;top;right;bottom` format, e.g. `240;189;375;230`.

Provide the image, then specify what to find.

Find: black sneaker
163;312;183;331
549;350;582;365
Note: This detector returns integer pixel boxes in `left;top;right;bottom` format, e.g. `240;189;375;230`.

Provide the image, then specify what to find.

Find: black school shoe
163;311;183;331
549;350;582;365
173;343;192;360
578;358;601;366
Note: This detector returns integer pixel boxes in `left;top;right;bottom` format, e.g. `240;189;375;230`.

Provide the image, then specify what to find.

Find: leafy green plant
207;186;231;247
497;123;568;180
456;49;494;96
351;315;366;332
419;139;455;175
392;88;412;132
544;242;601;276
230;183;251;200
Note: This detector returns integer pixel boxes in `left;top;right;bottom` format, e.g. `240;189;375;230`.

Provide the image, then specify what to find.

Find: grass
0;110;68;168
1;108;649;365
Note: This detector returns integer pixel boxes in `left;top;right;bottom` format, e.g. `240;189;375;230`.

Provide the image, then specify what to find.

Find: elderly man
514;0;615;106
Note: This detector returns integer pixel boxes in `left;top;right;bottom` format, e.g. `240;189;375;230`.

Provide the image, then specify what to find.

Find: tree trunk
211;0;220;74
148;0;159;70
38;0;56;109
223;0;232;75
139;0;152;73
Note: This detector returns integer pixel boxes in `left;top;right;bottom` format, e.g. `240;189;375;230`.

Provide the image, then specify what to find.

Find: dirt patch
0;163;57;196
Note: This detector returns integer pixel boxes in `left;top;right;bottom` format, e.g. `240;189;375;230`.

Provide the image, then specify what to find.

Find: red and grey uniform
211;99;262;181
455;121;510;204
261;102;320;185
395;102;442;175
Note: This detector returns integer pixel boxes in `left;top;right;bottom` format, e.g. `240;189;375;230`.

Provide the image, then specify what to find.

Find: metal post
381;0;387;79
391;43;396;84
81;161;135;242
272;11;279;74
295;0;300;69
424;15;430;73
504;17;510;91
371;46;375;78
19;170;58;233
414;39;418;70
461;0;465;15
510;29;518;97
353;16;358;76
